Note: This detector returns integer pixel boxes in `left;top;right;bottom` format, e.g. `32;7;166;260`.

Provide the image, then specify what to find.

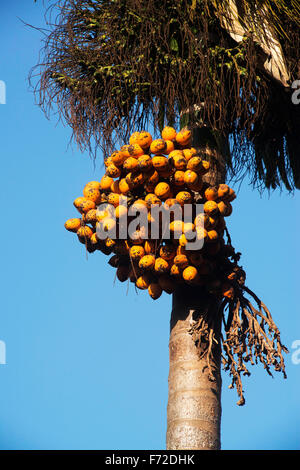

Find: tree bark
166;124;227;450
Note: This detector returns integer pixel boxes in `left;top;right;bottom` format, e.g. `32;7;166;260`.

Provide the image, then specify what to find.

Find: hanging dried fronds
224;287;287;404
31;0;300;190
189;229;288;406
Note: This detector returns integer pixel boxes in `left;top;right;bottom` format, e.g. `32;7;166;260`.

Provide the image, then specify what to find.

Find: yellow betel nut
217;184;230;198
148;283;163;300
152;155;169;170
77;225;93;238
172;154;187;170
104;156;113;167
136;274;151;290
170;264;182;279
123;156;139;172
73;197;96;214
161;126;177;141
118;178;131;194
130;245;145;260
100;175;114;191
217;201;228;216
144;240;156;254
83;181;101;191
107;192;120;207
200;160;210;174
64;218;82;232
159;244;176;261
164;140;175;155
150;139;167;154
184;170;198;185
168;149;184;159
203;200;219;216
138;154;153;172
123;144;144;158
106;164;121;178
164;198;178;208
137;131;152;149
224;187;236;202
90;232;99;245
183;222;195;235
126;171;145;187
187;156;202;172
154;257;170;273
83;186;102;204
146;169;159;185
204;187;219;201
129;132;141;145
183;148;197;161
85;209;98;224
207;229;219;241
179;233;188;247
145;193;161;207
105;238;116;248
175;127;192;145
183;266;199;283
174;170;185;186
176;191;192;205
110;180;121;194
110;151;125;166
139;254;156;270
154;182;171;200
174;254;189;269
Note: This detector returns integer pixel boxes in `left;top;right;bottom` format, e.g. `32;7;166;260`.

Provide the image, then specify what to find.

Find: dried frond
189;228;288;405
221;285;288;405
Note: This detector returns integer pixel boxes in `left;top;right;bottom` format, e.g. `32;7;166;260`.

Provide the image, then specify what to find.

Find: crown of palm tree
32;0;300;190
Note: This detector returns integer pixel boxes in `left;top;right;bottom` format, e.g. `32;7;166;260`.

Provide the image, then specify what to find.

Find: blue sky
0;1;299;450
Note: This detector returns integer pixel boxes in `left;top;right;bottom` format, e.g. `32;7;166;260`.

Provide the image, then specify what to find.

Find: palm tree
32;0;300;450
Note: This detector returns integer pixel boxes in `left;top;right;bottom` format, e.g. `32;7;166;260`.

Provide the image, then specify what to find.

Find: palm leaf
31;0;300;191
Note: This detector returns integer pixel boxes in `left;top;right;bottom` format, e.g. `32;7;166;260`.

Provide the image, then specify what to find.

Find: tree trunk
166;287;222;450
166;124;227;450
